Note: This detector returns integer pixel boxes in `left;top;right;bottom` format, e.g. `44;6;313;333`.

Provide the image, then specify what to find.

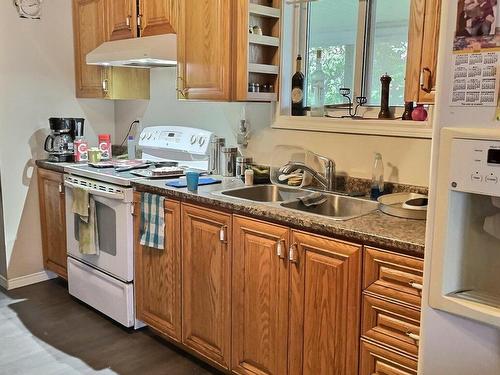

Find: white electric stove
64;126;214;328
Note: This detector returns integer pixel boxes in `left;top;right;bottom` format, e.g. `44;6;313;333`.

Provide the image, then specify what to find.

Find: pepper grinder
378;73;393;119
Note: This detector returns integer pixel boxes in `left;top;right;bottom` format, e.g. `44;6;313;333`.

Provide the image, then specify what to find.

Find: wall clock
13;0;42;19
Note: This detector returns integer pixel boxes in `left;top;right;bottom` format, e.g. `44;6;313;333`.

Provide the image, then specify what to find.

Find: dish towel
78;197;99;255
72;187;99;254
140;192;165;250
72;187;90;223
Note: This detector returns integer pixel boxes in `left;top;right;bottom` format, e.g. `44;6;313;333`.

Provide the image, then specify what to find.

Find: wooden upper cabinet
288;231;362;375
134;194;181;341
177;0;232;100
37;169;67;279
181;204;232;369
73;0;107;98
73;0;150;99
139;0;177;36
105;0;137;40
232;216;289;375
405;0;441;104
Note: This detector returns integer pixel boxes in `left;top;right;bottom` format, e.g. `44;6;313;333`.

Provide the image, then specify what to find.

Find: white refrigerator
420;1;500;374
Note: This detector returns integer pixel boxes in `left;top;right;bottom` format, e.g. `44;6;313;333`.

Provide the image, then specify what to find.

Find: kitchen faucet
279;152;336;192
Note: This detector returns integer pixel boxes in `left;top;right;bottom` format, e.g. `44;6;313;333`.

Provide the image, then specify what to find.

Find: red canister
98;134;112;160
74;138;88;163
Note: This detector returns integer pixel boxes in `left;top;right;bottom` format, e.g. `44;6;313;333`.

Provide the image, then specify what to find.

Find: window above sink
275;0;440;139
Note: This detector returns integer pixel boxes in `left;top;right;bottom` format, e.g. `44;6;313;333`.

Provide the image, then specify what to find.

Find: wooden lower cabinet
37;168;67;279
134;194;181;341
361;294;420;357
364;247;424;309
181;204;232;369
360;340;418;375
231;216;289;375
288;230;362;375
131;199;422;374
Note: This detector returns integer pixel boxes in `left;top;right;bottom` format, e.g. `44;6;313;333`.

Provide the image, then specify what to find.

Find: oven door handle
64;180;125;201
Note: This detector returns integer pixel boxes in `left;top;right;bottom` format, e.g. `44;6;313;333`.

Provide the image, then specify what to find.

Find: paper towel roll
483;213;500;240
491;196;500;209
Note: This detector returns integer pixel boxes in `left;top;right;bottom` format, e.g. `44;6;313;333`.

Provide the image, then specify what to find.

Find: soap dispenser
370;153;384;200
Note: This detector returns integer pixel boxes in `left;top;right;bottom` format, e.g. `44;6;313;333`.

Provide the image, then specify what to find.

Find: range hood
86;34;176;68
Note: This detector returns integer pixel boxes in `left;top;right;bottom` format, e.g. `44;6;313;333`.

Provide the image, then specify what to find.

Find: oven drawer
68;257;134;327
362;294;420;357
364;247;424;308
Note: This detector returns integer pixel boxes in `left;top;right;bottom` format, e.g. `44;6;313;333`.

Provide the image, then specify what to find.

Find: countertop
35;159;73;173
35;159;426;257
132;178;426;257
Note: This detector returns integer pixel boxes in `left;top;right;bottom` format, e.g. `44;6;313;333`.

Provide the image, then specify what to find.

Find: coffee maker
44;118;84;162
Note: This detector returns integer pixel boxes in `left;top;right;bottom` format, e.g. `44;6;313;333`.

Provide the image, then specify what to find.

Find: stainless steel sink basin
220;184;309;203
280;194;379;220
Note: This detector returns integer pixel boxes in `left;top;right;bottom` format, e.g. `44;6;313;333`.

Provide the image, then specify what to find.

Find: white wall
0;1;115;280
115;68;431;187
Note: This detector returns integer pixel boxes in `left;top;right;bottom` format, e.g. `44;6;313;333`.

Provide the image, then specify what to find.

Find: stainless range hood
86;34;177;68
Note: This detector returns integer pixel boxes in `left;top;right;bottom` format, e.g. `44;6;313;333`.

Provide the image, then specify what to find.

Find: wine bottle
291;55;306;116
310;49;326;117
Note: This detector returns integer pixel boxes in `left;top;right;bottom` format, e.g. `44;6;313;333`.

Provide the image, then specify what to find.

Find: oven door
65;176;134;282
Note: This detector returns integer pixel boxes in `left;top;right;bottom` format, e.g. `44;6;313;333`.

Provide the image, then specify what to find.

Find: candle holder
338;88;366;118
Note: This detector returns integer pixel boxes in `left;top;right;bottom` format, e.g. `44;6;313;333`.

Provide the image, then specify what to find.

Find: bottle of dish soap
370;153;384;200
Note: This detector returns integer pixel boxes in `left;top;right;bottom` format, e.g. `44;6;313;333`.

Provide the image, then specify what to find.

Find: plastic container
127;135;136;160
370;153;384;200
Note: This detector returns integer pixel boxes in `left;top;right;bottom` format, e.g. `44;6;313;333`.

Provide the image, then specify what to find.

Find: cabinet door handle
406;331;420;342
126;16;131;28
219;225;227;242
102;79;109;93
276;239;285;259
289;243;298;263
58;183;64;194
420;67;432;93
176;76;187;98
409;281;423;291
137;15;142;29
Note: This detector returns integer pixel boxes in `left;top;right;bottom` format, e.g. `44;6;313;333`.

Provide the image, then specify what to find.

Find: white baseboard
1;270;57;290
0;275;7;290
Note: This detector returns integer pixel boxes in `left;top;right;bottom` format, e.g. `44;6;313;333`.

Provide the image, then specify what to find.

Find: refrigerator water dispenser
429;134;500;327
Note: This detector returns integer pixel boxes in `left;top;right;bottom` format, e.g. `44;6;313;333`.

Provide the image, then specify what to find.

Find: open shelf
249;3;280;18
246;92;277;102
235;1;281;102
248;34;280;47
248;63;279;75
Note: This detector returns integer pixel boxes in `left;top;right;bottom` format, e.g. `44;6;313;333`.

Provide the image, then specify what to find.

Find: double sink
215;184;379;221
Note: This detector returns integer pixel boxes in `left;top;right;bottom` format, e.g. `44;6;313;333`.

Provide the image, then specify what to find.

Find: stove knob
190;135;197;145
146;133;152;140
198;136;206;146
140;133;147;140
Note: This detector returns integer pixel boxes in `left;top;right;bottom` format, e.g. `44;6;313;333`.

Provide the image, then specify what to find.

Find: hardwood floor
0;279;221;375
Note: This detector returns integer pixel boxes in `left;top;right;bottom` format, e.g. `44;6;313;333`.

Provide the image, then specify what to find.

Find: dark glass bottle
291;55;306;116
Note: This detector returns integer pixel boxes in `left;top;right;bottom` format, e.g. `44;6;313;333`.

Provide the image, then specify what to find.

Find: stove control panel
450;138;500;196
138;126;213;155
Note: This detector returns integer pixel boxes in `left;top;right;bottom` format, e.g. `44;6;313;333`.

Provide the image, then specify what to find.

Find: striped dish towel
140;192;165;250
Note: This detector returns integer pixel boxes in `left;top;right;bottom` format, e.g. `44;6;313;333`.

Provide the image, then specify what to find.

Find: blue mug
185;171;200;192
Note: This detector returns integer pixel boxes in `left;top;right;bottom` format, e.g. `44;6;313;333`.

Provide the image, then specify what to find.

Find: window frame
275;0;432;139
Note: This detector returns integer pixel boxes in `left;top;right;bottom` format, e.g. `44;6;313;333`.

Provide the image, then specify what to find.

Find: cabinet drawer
360;339;418;375
364;247;424;308
362;294;420;357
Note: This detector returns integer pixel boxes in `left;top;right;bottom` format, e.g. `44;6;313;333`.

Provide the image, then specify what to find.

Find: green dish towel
72;187;99;255
78;198;99;255
72;187;89;223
